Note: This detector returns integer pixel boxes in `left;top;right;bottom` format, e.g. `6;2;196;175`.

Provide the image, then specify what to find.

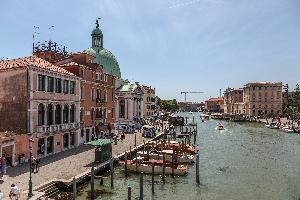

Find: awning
142;125;154;129
85;139;112;147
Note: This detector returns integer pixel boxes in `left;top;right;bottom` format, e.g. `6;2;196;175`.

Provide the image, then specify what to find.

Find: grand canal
77;112;300;200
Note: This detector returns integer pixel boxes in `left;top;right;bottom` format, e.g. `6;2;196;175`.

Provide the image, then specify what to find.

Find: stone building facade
223;82;283;116
0;56;80;164
141;85;155;118
205;97;224;113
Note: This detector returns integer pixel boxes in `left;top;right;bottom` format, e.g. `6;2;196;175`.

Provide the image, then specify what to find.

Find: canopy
142;125;154;129
85;139;111;147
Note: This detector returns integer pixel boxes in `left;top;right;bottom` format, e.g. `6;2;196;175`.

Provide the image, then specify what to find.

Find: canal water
77;112;300;200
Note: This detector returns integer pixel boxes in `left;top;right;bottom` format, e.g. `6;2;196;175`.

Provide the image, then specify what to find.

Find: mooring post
91;166;95;199
172;150;175;178
140;172;144;200
194;131;196;145
127;186;131;200
186;117;188;125
129;146;132;159
152;162;155;194
193;116;195;124
162;153;166;184
147;146;149;160
125;152;128;177
134;133;137;147
128;186;132;200
73;177;76;200
110;159;114;188
196;154;200;185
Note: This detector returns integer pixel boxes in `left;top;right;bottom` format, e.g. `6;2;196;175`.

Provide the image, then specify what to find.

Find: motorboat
120;158;188;176
137;149;194;164
200;114;210;120
216;124;225;130
281;126;294;133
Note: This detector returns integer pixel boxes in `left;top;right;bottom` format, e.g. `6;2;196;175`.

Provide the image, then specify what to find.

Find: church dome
84;19;121;79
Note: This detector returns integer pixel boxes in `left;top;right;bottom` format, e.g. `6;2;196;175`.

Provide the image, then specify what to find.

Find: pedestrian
31;156;36;173
1;157;7;176
0;157;2;178
0;190;4;200
35;158;40;173
9;184;20;200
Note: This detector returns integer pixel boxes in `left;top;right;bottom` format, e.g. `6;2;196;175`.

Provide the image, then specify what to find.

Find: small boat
120;158;188;176
281;126;294;133
189;111;193;114
216;124;225;130
137;149;194;164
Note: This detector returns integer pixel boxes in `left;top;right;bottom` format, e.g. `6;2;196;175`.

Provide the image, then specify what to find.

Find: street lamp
28;138;34;198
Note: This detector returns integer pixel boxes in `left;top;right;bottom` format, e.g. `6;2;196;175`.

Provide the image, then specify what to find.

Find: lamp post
28;138;34;198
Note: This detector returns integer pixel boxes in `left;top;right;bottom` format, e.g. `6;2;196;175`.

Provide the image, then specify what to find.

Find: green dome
84;47;121;79
92;27;103;36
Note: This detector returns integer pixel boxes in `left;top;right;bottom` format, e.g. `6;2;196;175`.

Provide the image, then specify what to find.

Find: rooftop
0;55;75;76
206;97;224;102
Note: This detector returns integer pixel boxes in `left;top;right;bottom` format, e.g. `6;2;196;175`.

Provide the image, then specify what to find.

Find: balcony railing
96;98;106;105
37;122;80;133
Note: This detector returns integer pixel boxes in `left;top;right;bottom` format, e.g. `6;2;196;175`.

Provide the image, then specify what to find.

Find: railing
96;98;106;104
36;122;80;133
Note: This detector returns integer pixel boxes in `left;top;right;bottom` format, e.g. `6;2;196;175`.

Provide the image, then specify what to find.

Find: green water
77;112;300;200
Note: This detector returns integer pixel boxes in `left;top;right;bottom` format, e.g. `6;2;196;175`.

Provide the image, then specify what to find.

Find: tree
156;96;179;112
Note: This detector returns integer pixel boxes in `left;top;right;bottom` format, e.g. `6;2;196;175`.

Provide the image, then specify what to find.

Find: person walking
9;184;20;200
1;157;7;176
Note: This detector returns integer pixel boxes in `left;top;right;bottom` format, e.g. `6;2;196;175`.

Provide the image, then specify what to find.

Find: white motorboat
216;124;225;130
137;150;194;164
120;158;188;176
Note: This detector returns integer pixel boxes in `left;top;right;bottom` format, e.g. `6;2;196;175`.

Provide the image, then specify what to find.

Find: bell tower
91;18;103;50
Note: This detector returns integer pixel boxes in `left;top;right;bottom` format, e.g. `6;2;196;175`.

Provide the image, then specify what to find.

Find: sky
0;0;300;102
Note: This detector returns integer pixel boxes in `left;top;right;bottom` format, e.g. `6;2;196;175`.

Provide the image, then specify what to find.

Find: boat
189;111;193;114
137;149;194;164
120;158;188;176
216;124;225;130
147;141;199;154
200;114;210;120
281;126;294;133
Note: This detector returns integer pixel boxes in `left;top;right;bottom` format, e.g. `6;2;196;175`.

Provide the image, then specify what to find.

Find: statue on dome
95;17;101;28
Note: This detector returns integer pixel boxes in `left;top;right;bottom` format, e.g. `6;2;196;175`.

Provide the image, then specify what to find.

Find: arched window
63;105;69;123
80;108;84;122
70;105;75;123
38;104;45;126
91;108;94;121
119;100;125;118
55;105;62;124
47;104;53;125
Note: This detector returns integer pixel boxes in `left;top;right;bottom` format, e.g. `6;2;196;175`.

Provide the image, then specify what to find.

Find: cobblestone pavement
0;131;155;199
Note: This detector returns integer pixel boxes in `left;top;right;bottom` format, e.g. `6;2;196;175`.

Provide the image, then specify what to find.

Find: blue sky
0;0;299;102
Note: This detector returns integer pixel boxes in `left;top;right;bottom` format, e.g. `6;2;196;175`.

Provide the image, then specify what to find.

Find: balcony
96;98;106;105
36;122;80;134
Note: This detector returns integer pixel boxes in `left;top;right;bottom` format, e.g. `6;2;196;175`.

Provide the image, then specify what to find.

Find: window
38;75;46;91
47;76;54;92
91;88;94;101
63;105;69;123
70;81;75;94
100;74;103;81
81;86;84;99
80;69;84;77
80;108;84;122
55;78;62;93
47;104;53;125
91;109;94;121
63;80;69;94
96;74;99;80
70;105;75;123
55;105;62;124
38;104;45;126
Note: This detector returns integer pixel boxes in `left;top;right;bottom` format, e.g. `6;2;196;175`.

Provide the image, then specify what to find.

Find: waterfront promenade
0;131;156;199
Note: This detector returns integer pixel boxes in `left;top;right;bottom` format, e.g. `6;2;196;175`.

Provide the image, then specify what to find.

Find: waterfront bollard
129;146;132;159
128;186;132;200
73;177;76;199
162;153;166;184
125;152;128;177
186;117;188;125
134;133;137;147
140;172;144;200
193;116;195;124
91;166;95;199
196;154;200;185
194;131;196;145
110;159;114;188
100;176;103;185
152;162;155;194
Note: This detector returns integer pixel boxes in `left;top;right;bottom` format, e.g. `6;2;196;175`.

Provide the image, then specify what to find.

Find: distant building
178;102;203;112
224;82;283;116
224;88;243;114
205;98;224;113
141;85;156;118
